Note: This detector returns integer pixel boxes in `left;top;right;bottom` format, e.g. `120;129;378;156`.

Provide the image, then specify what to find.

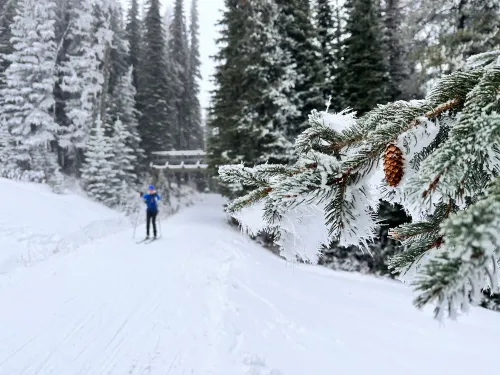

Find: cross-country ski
144;237;159;244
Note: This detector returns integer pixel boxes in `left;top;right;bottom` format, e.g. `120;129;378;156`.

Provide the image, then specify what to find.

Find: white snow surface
320;108;357;133
1;180;500;374
0;178;128;273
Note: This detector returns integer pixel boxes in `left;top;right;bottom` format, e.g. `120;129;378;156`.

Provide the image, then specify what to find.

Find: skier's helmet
148;185;154;191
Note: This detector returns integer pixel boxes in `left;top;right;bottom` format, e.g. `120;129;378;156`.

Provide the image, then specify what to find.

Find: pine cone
383;144;404;187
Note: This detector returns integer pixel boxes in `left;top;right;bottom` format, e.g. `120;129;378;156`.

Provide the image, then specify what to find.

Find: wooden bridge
150;150;208;170
150;150;212;191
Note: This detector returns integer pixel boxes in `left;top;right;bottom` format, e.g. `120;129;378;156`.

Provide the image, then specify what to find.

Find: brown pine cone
383;144;404;187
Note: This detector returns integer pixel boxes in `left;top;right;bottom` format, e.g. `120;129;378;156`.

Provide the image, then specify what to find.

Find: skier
140;185;161;239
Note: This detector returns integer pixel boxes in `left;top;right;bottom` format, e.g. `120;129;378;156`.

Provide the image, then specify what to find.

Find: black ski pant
146;210;158;237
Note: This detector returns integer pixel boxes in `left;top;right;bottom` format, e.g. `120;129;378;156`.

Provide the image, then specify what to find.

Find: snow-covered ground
0;178;128;274
1;180;499;374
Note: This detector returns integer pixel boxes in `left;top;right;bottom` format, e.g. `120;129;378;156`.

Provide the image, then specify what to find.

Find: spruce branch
218;163;291;188
413;176;500;319
426;69;483;107
225;186;273;213
295;117;343;156
224;98;462;210
414;67;500;202
389;203;455;274
295;108;361;156
464;50;500;70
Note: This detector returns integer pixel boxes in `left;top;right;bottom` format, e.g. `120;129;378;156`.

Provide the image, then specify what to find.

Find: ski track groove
34;310;90;375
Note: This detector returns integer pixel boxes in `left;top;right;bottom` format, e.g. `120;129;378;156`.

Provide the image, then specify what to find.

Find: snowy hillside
0;178;128;274
0;181;499;375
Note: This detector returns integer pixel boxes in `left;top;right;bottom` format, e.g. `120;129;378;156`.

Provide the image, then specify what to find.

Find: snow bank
0;178;128;272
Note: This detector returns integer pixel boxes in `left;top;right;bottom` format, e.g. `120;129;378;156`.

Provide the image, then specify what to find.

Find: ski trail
198;240;235;374
1;194;500;375
0;195;245;375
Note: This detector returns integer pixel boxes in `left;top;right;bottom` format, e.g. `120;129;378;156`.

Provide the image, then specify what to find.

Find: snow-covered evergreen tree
80;118;118;206
0;0;17;90
137;0;172;157
406;0;500;94
186;0;203;150
125;0;141;91
207;0;299;198
341;0;388;115
108;4;129;96
314;0;336;103
58;0;102;171
168;0;189;150
275;0;324;136
0;122;15;177
0;0;17;177
236;0;298;165
31;144;65;192
206;0;249;196
384;0;410;101
0;0;60;177
110;67;145;181
329;0;344;112
110;117;136;187
219;49;500;320
91;1;115;134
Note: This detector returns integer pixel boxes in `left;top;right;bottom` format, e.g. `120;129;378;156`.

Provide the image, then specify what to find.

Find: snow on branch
408;67;500;206
219;163;292;189
413;176;500;319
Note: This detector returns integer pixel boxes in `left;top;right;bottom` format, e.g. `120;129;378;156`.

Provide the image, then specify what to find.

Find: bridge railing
150;150;208;170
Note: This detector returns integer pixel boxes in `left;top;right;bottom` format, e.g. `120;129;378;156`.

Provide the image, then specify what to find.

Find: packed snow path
1;194;500;375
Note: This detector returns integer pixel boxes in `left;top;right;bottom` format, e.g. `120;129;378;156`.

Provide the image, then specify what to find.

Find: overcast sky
120;0;225;120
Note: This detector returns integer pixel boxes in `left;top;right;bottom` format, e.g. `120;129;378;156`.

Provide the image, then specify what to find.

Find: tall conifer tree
236;0;298;165
110;67;145;181
207;0;249;193
186;0;203;149
58;0;102;172
0;0;17;177
330;0;344;112
384;0;410;101
0;0;17;90
0;0;60;175
108;4;129;96
80;118;119;206
125;0;141;91
315;0;336;103
341;0;388;115
137;0;172;158
168;0;189;150
275;0;324;135
208;0;299;198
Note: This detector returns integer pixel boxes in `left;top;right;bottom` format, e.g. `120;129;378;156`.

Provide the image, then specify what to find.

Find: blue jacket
143;192;160;212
